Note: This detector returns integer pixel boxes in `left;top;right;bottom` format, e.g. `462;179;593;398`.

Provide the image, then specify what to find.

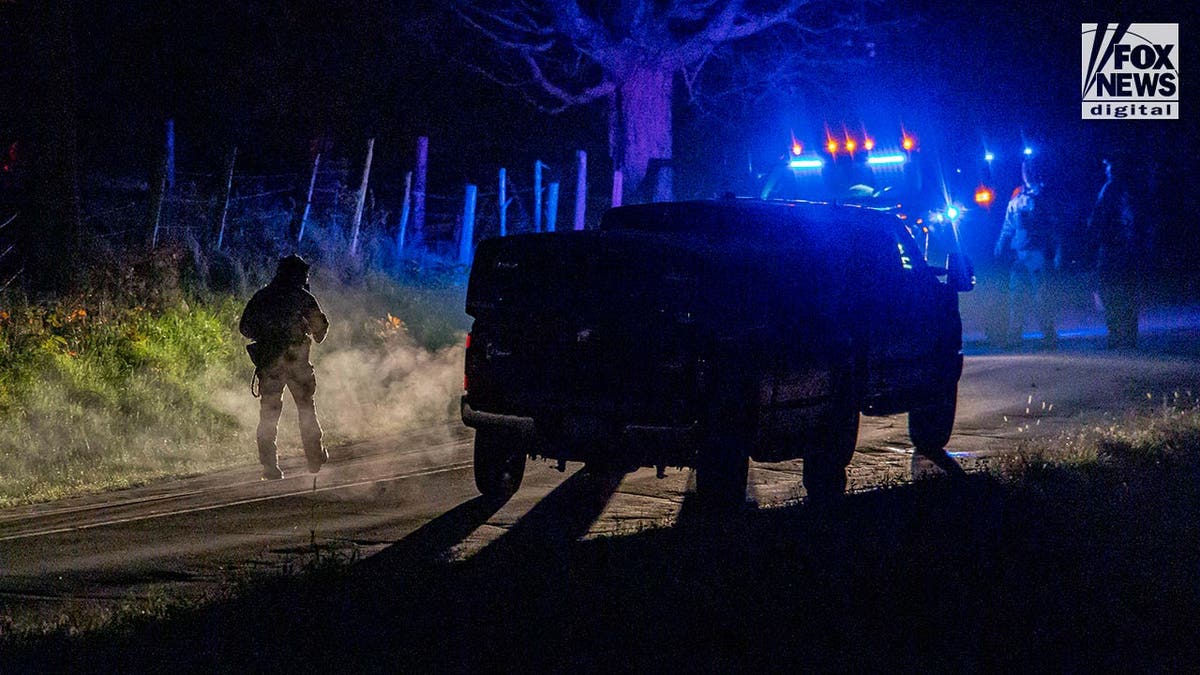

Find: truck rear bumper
462;397;699;463
461;399;537;436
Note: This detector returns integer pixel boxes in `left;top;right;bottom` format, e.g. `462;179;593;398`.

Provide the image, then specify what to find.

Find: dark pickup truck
462;199;973;505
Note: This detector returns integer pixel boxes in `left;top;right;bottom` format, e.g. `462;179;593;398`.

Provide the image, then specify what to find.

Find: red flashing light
791;140;803;156
845;138;857;153
974;186;995;207
901;136;915;151
863;138;875;150
826;139;839;154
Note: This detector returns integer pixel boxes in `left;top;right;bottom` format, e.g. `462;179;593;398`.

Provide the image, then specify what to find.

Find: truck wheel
803;397;859;504
473;430;527;498
695;434;749;510
908;380;958;454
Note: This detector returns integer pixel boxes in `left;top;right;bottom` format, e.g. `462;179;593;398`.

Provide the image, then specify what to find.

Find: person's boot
261;464;284;480
306;446;328;474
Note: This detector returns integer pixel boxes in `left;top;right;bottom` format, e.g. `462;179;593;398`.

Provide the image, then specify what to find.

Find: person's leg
1099;281;1127;349
1111;281;1140;348
1008;261;1030;345
1028;254;1057;347
288;361;327;473
257;373;286;478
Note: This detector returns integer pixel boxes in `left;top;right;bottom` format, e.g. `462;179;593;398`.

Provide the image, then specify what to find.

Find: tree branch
720;1;811;42
521;51;615;108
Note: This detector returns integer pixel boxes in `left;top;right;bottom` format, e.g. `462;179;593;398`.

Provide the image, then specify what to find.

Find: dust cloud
211;275;470;468
315;338;465;438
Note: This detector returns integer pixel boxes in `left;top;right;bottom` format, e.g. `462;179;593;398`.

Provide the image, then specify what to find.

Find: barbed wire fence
76;133;594;277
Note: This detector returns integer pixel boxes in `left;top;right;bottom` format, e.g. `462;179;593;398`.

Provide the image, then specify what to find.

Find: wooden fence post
350;138;375;257
297;152;320;244
150;155;167;248
215;146;238;250
164;118;175;190
534;160;543;233
546;182;559;232
573;150;587;231
459;184;477;265
396;170;412;255
412;136;428;250
611;169;623;208
498;167;507;237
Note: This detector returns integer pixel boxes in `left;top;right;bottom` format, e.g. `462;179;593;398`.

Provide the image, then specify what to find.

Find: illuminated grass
0;299;249;507
0;274;468;508
986;393;1200;484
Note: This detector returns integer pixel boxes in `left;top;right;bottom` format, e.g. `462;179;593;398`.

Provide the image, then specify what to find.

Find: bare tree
455;0;865;202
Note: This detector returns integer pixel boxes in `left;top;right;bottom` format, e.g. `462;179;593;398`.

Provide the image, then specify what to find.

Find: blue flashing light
946;205;960;220
788;158;824;169
984;152;995;162
866;154;907;166
1023;147;1033;156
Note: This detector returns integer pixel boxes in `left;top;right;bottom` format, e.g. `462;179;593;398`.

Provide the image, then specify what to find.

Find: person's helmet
275;254;310;285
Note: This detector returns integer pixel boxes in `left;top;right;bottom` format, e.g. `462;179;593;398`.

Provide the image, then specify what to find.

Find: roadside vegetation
0;247;468;507
4;398;1199;669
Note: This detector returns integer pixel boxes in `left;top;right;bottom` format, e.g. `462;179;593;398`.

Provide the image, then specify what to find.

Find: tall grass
0;258;469;507
0;296;249;505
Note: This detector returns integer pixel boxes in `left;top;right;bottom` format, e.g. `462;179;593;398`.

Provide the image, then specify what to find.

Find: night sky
2;0;1196;240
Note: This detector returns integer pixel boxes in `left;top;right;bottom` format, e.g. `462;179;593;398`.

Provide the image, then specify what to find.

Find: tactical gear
995;171;1059;347
240;256;330;474
1088;160;1144;349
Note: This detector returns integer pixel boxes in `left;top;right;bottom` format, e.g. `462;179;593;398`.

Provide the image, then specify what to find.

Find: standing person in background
995;157;1060;349
1088;155;1145;350
240;254;330;480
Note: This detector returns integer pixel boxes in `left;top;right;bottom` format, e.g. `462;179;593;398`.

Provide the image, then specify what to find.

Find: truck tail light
463;332;472;391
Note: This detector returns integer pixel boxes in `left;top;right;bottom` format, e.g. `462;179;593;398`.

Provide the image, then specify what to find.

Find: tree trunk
612;66;673;204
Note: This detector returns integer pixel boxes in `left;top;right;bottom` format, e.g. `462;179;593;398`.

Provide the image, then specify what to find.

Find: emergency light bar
866;154;907;166
788;158;825;169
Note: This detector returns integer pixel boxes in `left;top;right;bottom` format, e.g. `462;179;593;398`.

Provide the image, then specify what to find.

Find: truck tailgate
465;232;705;422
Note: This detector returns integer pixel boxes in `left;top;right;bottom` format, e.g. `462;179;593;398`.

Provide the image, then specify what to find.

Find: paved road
2;327;1199;618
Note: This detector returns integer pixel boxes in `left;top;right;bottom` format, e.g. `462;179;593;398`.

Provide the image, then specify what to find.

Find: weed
0;262;468;506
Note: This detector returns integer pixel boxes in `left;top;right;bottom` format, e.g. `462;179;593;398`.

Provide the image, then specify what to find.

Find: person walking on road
239;254;330;480
1087;155;1146;350
995;157;1059;349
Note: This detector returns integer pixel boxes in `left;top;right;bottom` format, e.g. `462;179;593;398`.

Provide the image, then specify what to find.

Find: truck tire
473;430;527;498
695;433;749;509
803;396;859;504
908;380;958;454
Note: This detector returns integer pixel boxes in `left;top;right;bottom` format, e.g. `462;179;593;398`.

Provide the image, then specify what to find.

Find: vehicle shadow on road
471;466;625;565
14;458;1200;673
352;495;508;574
349;464;625;579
